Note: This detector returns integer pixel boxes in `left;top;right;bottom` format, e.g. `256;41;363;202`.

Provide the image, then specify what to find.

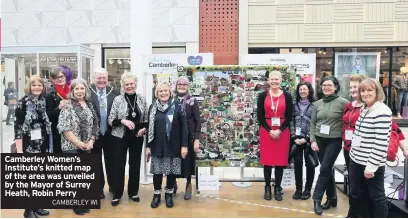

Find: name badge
345;129;353;140
30;129;42;140
272;117;280;126
320;125;330;135
351;135;361;147
296;127;301;135
168;115;173;123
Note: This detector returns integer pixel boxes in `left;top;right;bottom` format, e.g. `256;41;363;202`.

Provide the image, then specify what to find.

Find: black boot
292;190;302;200
321;197;337;210
274;186;283;201
34;209;49;216
165;193;174;208
24;210;38;218
264;185;272;200
313;200;323;215
151;193;161;208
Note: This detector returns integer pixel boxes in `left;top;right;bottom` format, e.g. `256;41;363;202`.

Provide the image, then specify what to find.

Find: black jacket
147;99;188;157
45;87;63;153
256;90;293;132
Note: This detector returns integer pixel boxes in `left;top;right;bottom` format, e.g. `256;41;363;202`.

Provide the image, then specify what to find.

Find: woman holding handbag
290;81;317;200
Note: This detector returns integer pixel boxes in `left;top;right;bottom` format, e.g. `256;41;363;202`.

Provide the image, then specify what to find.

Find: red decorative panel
199;0;239;65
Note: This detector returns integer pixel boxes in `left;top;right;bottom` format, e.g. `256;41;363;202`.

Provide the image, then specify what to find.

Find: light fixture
117;59;122;65
108;59;114;65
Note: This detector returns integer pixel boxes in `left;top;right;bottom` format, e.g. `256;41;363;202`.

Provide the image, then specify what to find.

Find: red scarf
54;84;69;99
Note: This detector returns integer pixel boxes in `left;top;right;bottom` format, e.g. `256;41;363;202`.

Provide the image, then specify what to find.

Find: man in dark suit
89;68;120;199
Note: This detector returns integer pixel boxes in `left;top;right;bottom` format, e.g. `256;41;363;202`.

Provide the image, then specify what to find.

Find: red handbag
387;130;399;162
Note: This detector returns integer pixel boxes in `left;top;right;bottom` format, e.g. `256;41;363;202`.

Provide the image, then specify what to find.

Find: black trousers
153;174;175;191
312;137;342;201
91;132;114;192
112;133;144;199
6;107;14;123
294;143;315;192
348;160;388;218
344;149;351;171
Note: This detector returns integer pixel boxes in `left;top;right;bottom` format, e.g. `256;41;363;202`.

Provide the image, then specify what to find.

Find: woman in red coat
257;70;293;201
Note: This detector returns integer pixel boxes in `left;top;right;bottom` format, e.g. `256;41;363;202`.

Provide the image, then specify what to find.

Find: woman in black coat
14;75;52;218
45;66;73;153
146;82;188;209
173;76;201;200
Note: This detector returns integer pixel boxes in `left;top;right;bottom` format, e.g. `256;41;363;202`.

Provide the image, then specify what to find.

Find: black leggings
263;166;284;187
153;174;175;191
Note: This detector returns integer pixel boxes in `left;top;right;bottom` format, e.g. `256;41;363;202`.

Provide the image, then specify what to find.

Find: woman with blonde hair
348;78;391;218
14;75;52;218
257;70;293;201
146;82;188;208
108;73;148;206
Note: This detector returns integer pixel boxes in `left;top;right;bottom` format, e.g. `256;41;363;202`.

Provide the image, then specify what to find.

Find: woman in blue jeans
310;76;349;215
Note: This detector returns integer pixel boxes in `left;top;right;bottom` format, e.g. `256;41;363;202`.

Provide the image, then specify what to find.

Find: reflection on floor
1;180;348;218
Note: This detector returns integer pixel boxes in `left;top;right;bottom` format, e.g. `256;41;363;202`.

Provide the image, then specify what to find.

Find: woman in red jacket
342;74;368;171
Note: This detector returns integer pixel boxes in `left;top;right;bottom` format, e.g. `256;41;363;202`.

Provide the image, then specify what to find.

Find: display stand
232;167;252;188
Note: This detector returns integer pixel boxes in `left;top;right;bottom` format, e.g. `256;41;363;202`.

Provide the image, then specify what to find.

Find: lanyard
297;102;311;127
346;108;357;128
269;90;279;116
356;108;370;135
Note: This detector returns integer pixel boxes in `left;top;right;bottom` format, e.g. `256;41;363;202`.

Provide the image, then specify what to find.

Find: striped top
349;101;392;173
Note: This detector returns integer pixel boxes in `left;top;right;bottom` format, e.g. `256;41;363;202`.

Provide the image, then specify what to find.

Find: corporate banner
334;52;381;98
240;54;317;87
176;65;296;167
143;53;214;104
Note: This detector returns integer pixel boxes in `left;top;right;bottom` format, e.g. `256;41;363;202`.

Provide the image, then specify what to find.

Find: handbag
305;146;319;167
387;130;399;162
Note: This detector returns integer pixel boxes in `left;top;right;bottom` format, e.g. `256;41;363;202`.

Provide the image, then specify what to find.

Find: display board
240;54;317;88
176;65;296;167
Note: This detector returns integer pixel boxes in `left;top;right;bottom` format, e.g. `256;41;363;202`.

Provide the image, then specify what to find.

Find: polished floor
1;179;348;218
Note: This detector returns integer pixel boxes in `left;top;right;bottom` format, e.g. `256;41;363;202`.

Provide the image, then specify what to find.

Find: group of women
257;71;408;217
14;66;201;218
12;64;408;218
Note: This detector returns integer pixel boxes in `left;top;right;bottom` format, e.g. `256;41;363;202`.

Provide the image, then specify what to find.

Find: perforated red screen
199;0;239;65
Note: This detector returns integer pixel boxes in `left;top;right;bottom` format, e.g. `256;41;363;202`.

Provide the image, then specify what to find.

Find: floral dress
14;95;52;153
57;101;99;151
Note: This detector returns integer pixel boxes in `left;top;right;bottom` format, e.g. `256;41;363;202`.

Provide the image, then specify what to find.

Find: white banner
143;53;214;73
143;53;214;105
240;54;317;87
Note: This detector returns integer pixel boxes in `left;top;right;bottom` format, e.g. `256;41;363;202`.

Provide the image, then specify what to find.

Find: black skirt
176;135;196;178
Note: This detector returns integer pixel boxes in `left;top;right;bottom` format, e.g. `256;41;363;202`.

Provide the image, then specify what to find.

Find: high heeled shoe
34;209;49;216
313;201;323;215
264;185;272;200
321;198;337;210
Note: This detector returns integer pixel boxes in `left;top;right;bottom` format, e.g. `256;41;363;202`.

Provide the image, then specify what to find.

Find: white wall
1;0;199;45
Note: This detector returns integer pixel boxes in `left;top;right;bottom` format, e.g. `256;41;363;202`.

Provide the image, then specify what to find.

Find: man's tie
99;90;107;135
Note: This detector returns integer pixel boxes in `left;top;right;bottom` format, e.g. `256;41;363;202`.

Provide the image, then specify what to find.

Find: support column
131;0;152;95
130;0;152;184
239;0;249;64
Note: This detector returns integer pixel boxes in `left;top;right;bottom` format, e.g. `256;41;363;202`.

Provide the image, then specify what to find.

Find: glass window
38;53;78;88
391;47;408;118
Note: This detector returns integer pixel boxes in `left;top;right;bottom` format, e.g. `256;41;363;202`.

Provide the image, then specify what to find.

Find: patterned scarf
148;98;175;144
23;95;52;152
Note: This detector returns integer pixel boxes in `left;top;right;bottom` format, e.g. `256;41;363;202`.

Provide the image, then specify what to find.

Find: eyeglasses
322;84;334;88
53;75;65;80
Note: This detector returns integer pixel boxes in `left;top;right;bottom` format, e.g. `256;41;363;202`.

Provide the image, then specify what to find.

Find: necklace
89;86;114;109
125;95;137;118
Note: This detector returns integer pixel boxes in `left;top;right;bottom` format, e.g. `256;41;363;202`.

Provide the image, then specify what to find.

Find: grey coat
108;93;149;138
